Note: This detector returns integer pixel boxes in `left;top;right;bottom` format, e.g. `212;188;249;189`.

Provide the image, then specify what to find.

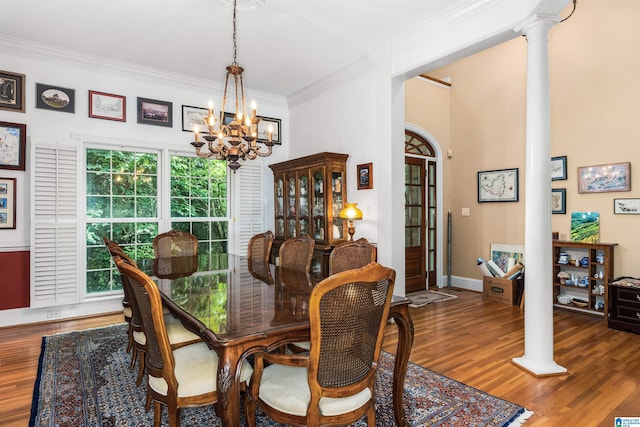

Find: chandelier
191;0;274;171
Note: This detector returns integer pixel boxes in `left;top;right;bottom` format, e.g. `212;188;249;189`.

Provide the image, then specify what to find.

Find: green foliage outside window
85;148;159;294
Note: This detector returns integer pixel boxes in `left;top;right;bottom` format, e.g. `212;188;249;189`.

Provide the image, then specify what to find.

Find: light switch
461;208;470;217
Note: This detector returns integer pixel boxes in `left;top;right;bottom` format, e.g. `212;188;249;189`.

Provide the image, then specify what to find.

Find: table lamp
339;203;363;241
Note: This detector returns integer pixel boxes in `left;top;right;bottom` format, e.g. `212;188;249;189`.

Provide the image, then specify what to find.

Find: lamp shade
339;203;363;220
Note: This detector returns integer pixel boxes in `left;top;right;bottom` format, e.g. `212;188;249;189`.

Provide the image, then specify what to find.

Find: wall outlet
47;310;61;319
461;208;470;217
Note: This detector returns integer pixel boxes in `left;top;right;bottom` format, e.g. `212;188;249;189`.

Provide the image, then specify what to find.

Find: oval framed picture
36;83;75;113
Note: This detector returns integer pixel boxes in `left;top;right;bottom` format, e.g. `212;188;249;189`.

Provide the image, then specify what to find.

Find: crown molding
0;34;287;108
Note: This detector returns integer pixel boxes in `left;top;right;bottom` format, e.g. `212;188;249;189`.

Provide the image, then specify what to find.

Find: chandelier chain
232;0;238;65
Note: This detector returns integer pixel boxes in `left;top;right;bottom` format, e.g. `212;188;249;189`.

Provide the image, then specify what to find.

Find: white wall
0;41;288;326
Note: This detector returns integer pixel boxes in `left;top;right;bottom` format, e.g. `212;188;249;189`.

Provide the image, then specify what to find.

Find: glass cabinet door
312;169;325;241
299;174;309;236
275;177;285;238
286;176;297;238
331;171;344;242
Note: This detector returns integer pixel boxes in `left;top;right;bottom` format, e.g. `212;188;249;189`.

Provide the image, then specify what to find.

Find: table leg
214;349;242;427
389;305;414;427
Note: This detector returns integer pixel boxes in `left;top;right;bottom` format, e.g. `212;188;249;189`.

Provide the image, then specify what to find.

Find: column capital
514;13;560;37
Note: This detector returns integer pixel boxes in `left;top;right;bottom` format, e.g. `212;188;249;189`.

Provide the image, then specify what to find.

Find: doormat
408;290;458;308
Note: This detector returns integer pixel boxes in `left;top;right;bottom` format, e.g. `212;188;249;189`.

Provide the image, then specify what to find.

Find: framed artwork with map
477;168;519;203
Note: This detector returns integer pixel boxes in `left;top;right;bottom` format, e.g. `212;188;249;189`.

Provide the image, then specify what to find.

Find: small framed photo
182;105;209;132
0;70;25;113
578;162;630;193
257;116;281;145
223;112;235;125
89;90;126;122
614;198;640;215
478;168;519;202
552;188;566;214
551;156;567;181
0;121;26;171
357;163;373;190
0;177;16;229
137;97;172;127
36;83;75;113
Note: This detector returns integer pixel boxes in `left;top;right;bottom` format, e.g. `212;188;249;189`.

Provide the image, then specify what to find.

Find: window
84;149;229;296
169;155;228;257
85;148;159;294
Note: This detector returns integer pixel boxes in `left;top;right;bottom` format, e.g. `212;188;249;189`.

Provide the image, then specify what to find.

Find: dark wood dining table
138;253;414;426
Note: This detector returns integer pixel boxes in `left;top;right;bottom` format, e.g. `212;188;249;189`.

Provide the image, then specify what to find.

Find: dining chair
110;252;202;393
329;237;377;275
244;262;396;427
116;256;254;427
247;230;274;267
278;234;315;274
286;238;378;353
103;236;137;352
153;230;198;258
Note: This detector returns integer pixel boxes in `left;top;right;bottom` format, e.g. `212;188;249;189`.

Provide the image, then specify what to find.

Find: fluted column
512;15;567;376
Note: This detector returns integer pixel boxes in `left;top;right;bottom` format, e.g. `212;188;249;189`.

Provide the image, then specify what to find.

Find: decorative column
512;15;567;376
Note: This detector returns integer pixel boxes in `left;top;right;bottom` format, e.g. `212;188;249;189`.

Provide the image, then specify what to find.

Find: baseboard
439;275;483;292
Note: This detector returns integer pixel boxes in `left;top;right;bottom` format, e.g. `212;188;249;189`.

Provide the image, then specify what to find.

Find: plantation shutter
30;139;80;308
235;161;264;256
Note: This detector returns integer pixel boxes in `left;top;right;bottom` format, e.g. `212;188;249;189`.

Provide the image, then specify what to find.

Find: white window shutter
30;139;80;308
236;162;264;256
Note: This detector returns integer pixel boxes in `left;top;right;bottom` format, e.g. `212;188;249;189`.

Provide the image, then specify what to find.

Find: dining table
138;252;414;427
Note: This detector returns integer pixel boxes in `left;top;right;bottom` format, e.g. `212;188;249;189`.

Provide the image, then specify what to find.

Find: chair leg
153;402;162;427
136;349;146;387
168;404;180;427
367;405;376;427
145;387;152;412
244;394;256;427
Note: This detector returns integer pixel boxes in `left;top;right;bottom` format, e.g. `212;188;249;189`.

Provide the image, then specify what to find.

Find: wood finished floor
1;290;638;426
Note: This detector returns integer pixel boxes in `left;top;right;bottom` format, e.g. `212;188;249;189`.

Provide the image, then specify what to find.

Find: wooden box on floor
483;276;523;306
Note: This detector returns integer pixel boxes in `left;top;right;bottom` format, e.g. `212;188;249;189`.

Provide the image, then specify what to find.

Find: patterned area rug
30;324;531;426
408;290;459;308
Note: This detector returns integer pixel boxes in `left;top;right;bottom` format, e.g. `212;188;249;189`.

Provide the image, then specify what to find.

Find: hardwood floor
1;290;638;426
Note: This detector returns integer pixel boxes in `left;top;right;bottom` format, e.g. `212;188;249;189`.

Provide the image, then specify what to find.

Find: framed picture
578;162;630;193
182;105;209;132
0;121;26;171
551;156;567;181
614;198;640;215
223;112;235;125
35;83;75;113
477;168;519;202
552;188;566;214
137;97;172;127
570;212;600;243
0;177;16;229
0;70;25;113
490;243;525;273
257;116;281;145
89;90;126;122
357;163;373;190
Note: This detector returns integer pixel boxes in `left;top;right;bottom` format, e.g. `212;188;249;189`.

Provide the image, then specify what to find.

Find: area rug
30;323;531;426
408;289;458;308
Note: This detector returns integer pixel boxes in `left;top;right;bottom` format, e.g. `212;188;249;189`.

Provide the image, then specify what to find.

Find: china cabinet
552;240;616;325
269;152;348;276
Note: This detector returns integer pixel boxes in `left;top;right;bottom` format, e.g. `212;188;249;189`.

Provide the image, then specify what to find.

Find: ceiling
0;0;462;98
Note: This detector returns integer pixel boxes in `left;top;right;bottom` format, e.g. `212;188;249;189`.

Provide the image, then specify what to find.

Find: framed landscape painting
36;83;75;113
137;97;172;127
578;162;630;193
570;212;600;243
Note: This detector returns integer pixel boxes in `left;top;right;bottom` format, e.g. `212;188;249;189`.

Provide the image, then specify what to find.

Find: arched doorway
405;129;439;292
